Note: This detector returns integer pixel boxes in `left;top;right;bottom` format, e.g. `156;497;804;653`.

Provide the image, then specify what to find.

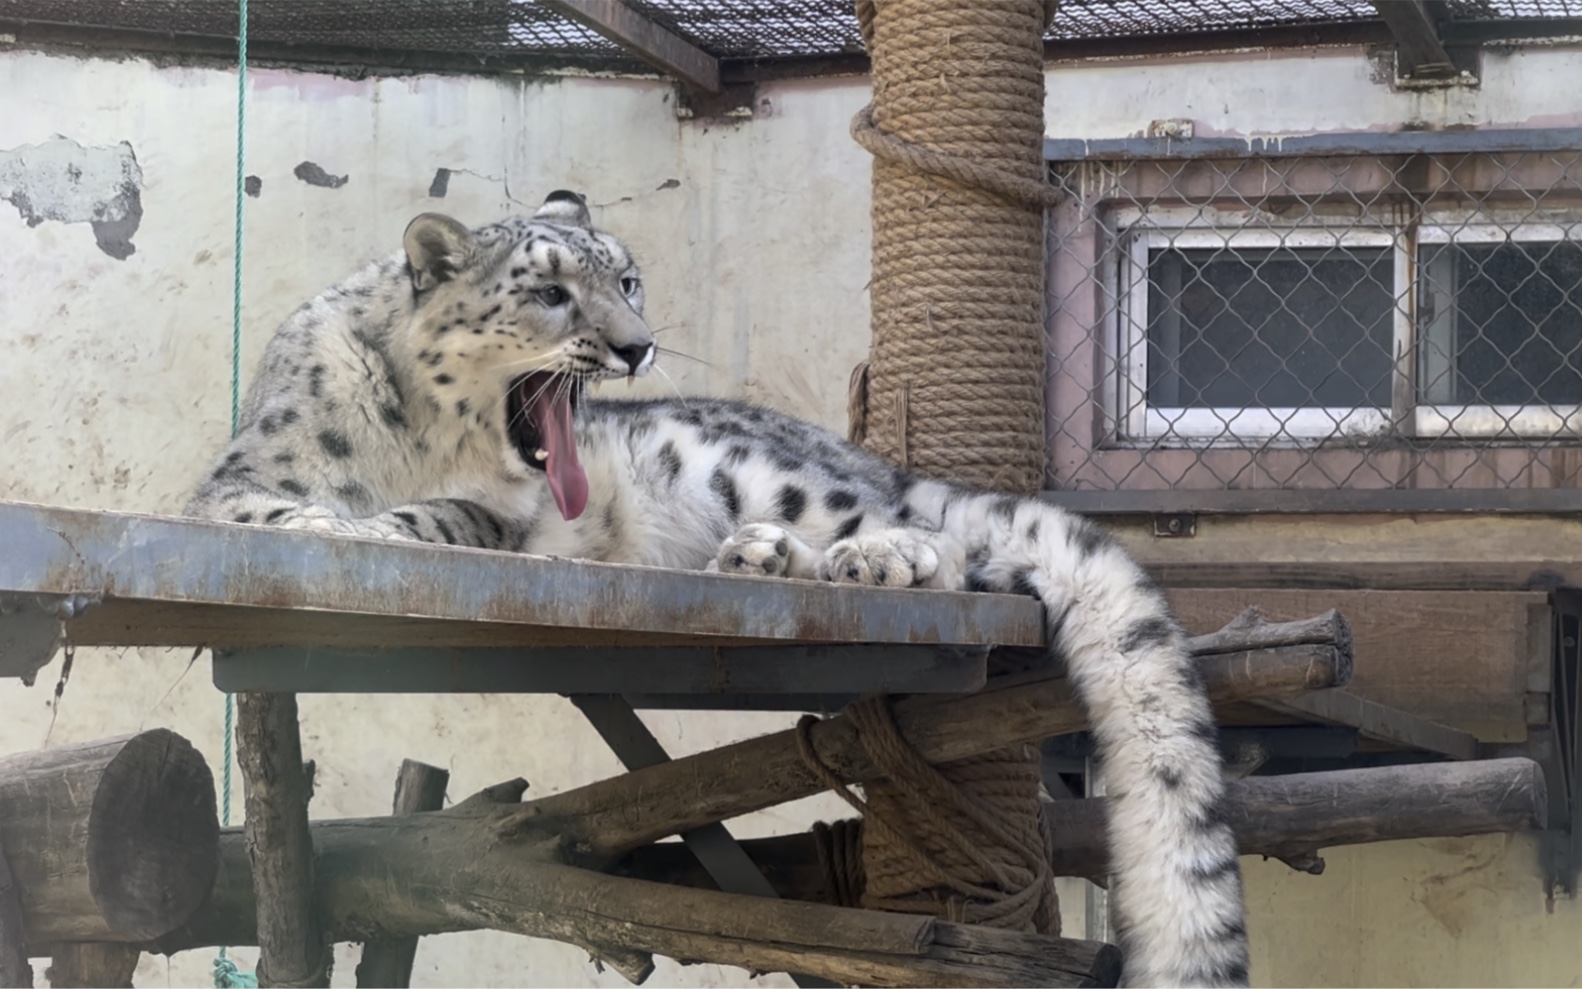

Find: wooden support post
235;693;329;989
0;729;217;944
44;944;139;989
354;761;449;989
0;830;29;989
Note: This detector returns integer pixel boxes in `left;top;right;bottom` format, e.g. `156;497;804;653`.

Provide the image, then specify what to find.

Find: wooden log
0;829;30;989
235;693;329;989
165;804;1118;989
44;943;139;988
1185;606;1352;659
0;730;217;944
142;756;1546;954
1043;756;1551;882
612;756;1550;892
517;641;1350;857
355;761;449;989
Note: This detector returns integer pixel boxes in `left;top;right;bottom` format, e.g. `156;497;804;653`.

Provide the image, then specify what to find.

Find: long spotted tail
966;499;1250;987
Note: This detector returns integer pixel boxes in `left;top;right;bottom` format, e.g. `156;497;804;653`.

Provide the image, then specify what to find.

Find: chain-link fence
1044;138;1582;495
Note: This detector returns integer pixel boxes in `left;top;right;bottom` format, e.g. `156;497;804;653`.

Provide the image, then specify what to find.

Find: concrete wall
2;36;1581;988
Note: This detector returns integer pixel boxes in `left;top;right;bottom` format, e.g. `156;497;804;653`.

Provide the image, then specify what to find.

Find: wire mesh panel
4;1;1578;69
1045;144;1582;493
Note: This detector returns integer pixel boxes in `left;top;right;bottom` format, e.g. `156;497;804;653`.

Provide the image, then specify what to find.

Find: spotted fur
184;198;1249;988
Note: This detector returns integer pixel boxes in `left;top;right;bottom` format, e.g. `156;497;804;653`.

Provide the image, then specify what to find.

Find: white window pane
1144;246;1395;410
1418;240;1582;406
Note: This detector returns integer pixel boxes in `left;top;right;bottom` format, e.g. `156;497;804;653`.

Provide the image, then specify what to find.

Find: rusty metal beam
0;502;1044;663
539;0;721;93
1370;0;1458;78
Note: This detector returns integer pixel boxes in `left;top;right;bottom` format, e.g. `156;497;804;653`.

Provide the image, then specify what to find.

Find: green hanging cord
215;1;256;986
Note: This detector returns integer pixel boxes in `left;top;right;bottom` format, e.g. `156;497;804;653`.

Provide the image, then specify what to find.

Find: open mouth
506;371;588;522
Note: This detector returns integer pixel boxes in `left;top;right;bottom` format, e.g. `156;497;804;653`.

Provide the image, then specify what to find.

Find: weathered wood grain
0;730;216;944
236;693;329;988
354;760;449;989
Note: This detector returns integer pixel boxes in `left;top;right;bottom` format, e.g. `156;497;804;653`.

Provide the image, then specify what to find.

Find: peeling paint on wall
0;137;143;259
293;161;348;189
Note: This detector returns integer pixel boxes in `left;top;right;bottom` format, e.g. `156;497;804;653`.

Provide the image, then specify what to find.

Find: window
1418;223;1582;437
1111;210;1582;446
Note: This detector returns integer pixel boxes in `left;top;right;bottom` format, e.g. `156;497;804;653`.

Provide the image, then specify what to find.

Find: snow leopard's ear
533;189;591;229
403;213;477;292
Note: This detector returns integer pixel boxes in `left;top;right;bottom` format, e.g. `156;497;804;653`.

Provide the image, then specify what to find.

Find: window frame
1414;219;1582;441
1109;207;1582;448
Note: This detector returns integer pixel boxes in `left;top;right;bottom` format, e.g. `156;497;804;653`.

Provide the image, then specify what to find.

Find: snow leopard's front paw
277;506;418;542
707;523;819;579
819;528;960;589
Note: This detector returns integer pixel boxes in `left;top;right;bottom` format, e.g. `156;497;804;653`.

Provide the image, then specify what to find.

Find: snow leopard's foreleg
185;460;529;549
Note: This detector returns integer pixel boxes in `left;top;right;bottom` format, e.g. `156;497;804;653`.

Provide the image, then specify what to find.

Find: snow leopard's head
401;192;654;521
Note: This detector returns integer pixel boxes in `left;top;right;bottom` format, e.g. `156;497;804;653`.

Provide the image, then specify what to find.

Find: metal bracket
0;591;98;685
1540;590;1582;898
1152;513;1196;538
675;79;758;120
212;643;989;699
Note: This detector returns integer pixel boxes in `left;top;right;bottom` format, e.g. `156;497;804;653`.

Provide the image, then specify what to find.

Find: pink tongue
532;387;588;521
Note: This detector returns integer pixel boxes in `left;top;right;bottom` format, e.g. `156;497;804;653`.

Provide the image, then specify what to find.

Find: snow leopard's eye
620;276;640;297
535;285;568;307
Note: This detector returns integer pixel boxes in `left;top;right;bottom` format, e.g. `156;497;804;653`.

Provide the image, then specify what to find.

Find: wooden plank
1109;512;1582;593
1145;560;1572;592
540;0;721;92
1256;691;1481;760
210;644;987;697
1164;589;1542;741
355;760;450;989
0;501;1043;652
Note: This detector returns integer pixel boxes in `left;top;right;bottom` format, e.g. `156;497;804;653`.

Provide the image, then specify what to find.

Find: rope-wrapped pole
837;0;1065;937
847;0;1059;494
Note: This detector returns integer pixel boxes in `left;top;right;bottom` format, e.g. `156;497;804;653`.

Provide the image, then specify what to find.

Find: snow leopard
184;191;1249;988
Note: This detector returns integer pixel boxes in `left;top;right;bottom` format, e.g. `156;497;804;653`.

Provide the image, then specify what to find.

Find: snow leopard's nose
612;342;653;375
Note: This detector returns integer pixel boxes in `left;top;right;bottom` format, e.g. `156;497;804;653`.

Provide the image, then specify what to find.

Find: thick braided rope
796;701;1058;933
832;0;1062;935
847;0;1056;495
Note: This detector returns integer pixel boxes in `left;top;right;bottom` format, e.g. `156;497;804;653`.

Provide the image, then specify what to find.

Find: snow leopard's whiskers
650;363;690;409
